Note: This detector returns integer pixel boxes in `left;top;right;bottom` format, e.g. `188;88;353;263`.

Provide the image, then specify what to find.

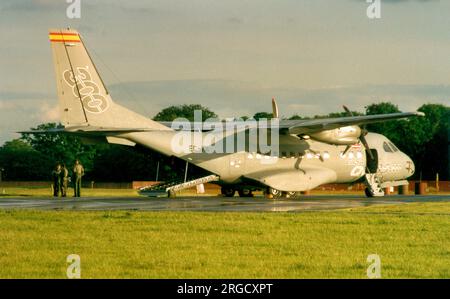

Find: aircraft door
366;149;378;173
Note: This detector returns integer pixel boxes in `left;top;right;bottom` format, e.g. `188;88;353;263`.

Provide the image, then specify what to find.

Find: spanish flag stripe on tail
49;32;81;43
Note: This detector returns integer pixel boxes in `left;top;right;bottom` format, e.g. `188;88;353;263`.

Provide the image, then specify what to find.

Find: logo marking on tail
63;66;109;114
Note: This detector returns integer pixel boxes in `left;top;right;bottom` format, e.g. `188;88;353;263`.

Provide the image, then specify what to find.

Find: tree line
0;102;448;182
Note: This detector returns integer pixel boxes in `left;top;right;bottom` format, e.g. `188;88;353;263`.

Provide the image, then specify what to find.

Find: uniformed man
73;160;85;197
51;164;61;197
60;164;69;197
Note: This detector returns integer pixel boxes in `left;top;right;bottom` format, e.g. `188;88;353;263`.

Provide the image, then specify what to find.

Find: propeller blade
342;145;351;156
360;128;368;136
342;105;353;116
272;97;279;118
360;134;374;160
342;104;374;162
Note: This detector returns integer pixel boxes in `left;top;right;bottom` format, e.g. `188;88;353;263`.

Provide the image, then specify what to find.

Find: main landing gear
221;186;304;199
221;186;254;198
265;188;301;199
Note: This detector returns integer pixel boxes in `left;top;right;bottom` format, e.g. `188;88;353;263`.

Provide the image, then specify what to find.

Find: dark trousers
53;181;60;197
74;176;82;197
60;179;68;197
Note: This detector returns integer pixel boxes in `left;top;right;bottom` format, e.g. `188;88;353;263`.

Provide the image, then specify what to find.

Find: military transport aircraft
26;29;424;198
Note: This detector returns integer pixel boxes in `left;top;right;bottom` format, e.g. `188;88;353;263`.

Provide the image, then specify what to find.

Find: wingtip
416;111;425;117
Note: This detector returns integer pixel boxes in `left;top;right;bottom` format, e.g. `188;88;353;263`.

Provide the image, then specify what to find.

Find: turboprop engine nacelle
308;125;361;145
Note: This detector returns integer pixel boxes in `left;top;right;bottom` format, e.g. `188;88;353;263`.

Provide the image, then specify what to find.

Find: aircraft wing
18;126;164;135
18;128;67;134
157;111;424;134
286;112;424;135
20;112;423;135
244;166;337;192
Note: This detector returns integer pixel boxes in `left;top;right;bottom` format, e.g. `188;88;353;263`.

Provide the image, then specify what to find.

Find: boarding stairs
139;174;220;197
364;173;385;197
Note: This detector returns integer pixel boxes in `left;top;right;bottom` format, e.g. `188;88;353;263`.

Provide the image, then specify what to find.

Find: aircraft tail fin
49;28;168;130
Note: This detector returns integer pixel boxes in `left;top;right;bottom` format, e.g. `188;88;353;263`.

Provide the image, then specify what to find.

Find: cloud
0;91;52;100
39;102;59;122
0;0;64;12
355;0;438;3
227;17;244;25
0;97;56;145
0;100;17;110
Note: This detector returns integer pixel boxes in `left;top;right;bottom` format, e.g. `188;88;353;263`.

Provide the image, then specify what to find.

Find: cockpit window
383;142;393;153
388;142;399;152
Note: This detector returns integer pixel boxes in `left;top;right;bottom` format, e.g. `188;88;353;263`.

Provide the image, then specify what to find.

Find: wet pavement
0;195;449;212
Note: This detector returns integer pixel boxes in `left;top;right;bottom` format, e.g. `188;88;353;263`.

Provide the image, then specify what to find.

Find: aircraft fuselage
121;130;413;192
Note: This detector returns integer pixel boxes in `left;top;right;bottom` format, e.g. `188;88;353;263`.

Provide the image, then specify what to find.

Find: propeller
342;105;374;160
272;97;279;118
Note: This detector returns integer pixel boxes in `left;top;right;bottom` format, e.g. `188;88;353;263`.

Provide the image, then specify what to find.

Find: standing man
52;164;62;197
73;160;85;197
60;164;69;197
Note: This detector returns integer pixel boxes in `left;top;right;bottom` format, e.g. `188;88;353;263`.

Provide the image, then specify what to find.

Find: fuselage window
383;141;393;153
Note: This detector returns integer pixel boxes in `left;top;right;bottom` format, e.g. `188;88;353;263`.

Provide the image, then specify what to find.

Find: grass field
0;202;449;278
0;187;139;197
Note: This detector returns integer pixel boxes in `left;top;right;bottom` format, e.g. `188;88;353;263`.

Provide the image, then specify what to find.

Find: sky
0;0;449;144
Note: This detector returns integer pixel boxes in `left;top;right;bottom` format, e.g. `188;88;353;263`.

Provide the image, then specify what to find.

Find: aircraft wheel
266;187;283;199
285;191;300;198
168;190;177;198
238;188;253;197
221;187;236;197
364;188;374;198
